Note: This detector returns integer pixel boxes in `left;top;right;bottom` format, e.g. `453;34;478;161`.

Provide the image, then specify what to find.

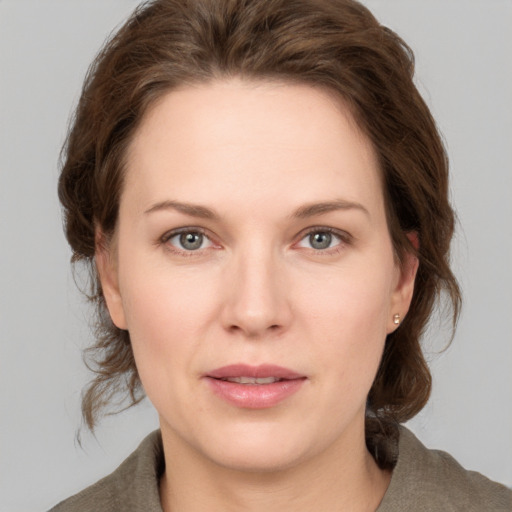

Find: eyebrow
144;200;219;219
292;199;370;219
144;198;369;220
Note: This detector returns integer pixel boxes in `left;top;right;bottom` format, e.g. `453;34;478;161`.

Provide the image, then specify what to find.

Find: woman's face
98;79;416;472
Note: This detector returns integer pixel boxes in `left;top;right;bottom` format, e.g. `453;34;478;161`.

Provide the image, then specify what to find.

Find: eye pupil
310;232;332;250
179;232;203;250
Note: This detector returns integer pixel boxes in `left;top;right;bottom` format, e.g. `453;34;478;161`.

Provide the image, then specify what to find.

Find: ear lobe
95;236;127;330
388;235;419;333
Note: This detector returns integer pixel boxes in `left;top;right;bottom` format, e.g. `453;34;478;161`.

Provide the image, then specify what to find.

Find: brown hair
59;0;460;466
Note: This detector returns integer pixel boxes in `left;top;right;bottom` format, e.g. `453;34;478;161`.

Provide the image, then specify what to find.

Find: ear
387;232;419;333
95;232;127;330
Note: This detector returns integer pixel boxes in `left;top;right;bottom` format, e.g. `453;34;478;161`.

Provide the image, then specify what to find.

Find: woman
50;0;511;510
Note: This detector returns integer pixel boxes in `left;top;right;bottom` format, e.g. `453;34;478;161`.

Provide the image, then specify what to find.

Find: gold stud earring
393;313;401;325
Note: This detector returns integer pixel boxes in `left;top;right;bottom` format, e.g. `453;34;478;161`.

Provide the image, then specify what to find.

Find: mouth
217;376;284;385
207;363;304;380
204;364;307;409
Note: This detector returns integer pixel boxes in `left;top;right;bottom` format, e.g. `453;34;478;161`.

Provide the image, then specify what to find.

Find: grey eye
166;230;213;252
179;232;204;250
308;232;333;250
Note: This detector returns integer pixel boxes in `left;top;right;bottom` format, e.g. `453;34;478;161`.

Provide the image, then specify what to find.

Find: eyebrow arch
292;199;370;219
144;198;369;220
144;200;219;219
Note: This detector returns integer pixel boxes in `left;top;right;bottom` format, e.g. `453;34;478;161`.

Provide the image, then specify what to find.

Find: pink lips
204;364;306;409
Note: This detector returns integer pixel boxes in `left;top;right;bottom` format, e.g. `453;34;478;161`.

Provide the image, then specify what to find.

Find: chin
208;439;308;473
191;418;322;473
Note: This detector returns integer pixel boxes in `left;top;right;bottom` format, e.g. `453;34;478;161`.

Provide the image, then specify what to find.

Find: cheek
119;245;219;336
119;275;211;418
116;252;221;391
298;261;394;337
294;258;394;382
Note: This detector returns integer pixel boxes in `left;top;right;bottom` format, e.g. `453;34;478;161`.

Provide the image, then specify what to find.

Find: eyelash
159;226;352;256
160;227;215;257
297;226;352;255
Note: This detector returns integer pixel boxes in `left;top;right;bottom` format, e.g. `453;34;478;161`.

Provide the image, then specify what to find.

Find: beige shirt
49;427;512;511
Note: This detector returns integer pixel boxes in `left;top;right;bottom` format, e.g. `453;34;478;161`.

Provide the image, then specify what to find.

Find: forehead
122;79;384;218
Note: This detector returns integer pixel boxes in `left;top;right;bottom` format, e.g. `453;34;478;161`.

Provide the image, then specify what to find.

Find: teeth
222;376;280;385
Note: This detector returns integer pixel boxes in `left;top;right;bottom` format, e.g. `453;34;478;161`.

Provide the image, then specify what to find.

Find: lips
221;376;281;384
207;364;304;380
204;364;306;409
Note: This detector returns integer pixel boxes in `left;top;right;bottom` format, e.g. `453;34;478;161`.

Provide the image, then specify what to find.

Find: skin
97;79;418;512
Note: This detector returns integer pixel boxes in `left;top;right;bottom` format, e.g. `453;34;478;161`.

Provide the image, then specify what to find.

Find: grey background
1;1;510;510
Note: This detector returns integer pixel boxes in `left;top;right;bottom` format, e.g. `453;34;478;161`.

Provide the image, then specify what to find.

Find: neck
159;421;391;512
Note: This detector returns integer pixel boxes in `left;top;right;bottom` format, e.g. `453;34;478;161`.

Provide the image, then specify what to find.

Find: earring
393;313;401;325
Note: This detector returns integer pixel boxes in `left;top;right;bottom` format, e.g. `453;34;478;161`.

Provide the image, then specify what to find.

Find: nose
220;245;292;338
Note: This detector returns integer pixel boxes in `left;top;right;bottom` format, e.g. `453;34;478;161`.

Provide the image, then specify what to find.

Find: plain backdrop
1;1;511;510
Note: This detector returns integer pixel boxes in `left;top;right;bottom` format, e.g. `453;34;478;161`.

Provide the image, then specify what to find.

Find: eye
296;228;347;251
164;229;213;252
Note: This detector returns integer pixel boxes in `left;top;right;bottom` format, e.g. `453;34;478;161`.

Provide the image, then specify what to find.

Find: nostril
227;323;282;336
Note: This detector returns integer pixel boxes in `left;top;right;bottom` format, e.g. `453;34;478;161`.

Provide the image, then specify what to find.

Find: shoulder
48;430;164;512
378;426;512;512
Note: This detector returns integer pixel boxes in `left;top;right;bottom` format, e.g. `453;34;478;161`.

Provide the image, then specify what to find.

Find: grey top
49;427;512;511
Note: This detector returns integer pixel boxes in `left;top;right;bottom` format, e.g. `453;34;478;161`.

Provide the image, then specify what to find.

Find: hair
59;0;461;467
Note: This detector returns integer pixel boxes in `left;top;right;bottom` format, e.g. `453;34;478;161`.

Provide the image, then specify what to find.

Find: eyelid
160;226;207;242
160;226;219;254
294;226;353;251
158;225;352;255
